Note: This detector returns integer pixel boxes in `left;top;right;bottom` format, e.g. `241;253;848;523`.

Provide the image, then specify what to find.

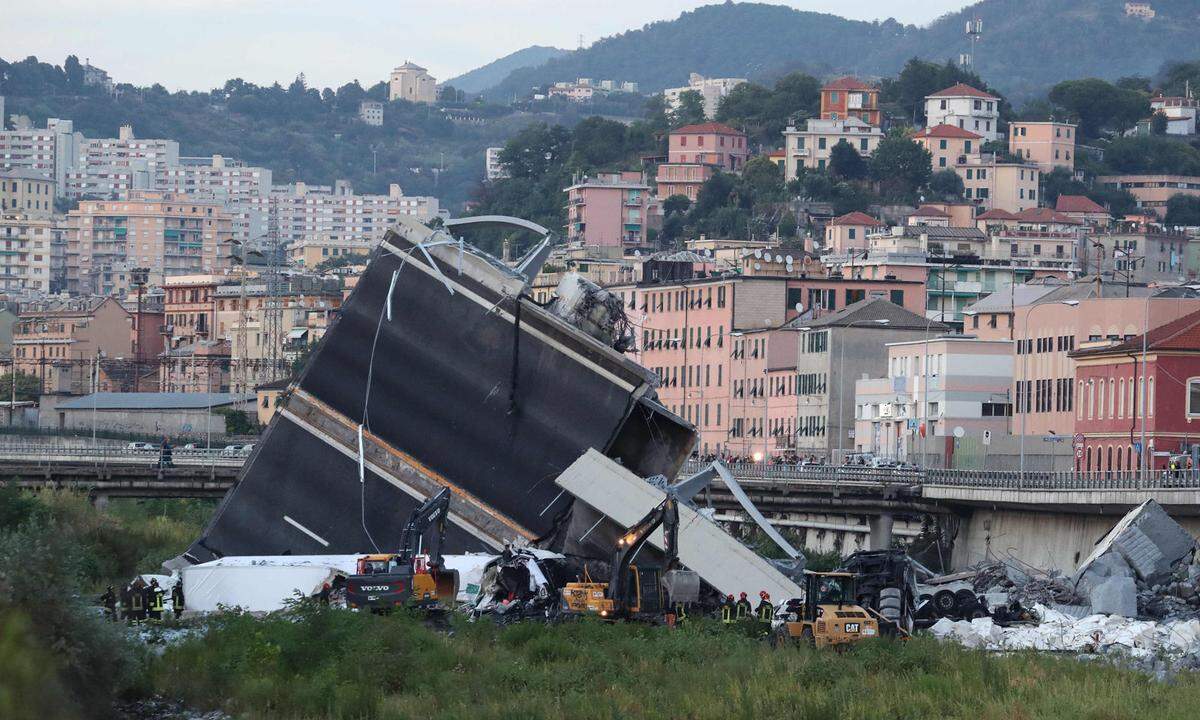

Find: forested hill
482;1;1200;101
445;46;570;95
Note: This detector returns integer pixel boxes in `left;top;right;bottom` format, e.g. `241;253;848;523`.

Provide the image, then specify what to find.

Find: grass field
153;603;1200;720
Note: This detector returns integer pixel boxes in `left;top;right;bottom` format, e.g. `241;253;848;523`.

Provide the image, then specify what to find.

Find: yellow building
956;159;1041;213
287;237;373;267
0;170;55;218
1009;121;1076;173
388;61;437;104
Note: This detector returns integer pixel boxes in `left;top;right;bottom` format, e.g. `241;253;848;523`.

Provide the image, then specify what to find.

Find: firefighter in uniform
171;580;185;617
128;582;145;625
100;586;117;621
673;602;688;625
735;591;753;620
756;590;774;625
148;579;166;623
720;594;735;624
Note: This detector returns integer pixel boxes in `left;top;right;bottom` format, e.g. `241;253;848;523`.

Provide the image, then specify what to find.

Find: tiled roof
1073;309;1200;357
797;296;949;332
901;226;986;240
1013;207;1082;225
830;211;881;226
910;205;951;217
914;124;983;140
976;209;1017;220
927;83;998;100
1055;195;1109;214
671;122;744;136
0;169;55;182
823;77;874;91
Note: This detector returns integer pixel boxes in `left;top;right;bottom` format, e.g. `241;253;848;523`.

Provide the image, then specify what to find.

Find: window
818;137;827;150
1189;378;1200;417
860;138;869;152
939;139;948;150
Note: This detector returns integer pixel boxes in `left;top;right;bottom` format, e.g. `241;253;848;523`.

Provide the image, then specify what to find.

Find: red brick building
1070;310;1200;472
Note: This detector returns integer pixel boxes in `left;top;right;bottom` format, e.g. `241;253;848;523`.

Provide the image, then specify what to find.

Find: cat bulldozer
345;487;459;611
561;495;697;621
774;571;879;648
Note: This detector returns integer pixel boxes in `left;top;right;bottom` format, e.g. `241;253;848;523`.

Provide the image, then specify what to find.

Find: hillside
445;45;571;94
482;1;1200;102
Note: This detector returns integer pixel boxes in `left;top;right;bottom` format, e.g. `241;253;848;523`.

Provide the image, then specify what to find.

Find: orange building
913;124;982;171
1009;121;1076;173
820;77;880;126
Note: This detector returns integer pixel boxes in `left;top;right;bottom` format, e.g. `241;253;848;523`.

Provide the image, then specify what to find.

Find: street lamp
838;318;889;463
1018;299;1079;479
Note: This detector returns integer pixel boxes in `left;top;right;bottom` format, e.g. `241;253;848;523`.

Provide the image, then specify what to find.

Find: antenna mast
961;18;983;70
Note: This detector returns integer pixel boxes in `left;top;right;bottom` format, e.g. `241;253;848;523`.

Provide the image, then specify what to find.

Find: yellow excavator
561;495;692;620
774;571;879;648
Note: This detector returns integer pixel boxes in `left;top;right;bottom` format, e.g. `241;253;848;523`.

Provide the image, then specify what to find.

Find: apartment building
159;339;232;394
270;180;439;247
64;165;150;200
13;297;133;392
485;147;508;181
1096;175;1200;218
565;172;654;248
388;62;437;104
824;211;882;254
663;74;748;118
1072;309;1200;472
913;124;982;171
77;125;179;178
156;155;272;244
0;170;55;217
359;101;384;127
1084;224;1189;283
783;117;883;177
1008;121;1076;173
67;191;232;293
957;157;1041;213
162;273;229;350
655;122;749;200
288;237;372;267
924;84;1002;142
855;337;1013;461
819;77;880;126
1054;195;1112;227
0;214;52;296
966;284;1200;438
0;118;81;194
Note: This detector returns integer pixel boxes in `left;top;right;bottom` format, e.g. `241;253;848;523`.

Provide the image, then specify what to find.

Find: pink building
913;124;982;171
1009;121;1076;173
1054;195;1111;228
564;171;654;248
656;122;748;202
966;285;1200;437
824;211;882;254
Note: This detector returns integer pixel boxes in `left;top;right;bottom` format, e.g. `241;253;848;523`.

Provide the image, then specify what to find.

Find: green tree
831;182;876;216
662;194;691;216
1039;167;1088;206
1088;186;1138;218
714;73;820;145
63;55;83;89
1165;194;1200;226
1047;78;1149;139
498;122;572;179
1104;136;1200;176
1150;112;1169;135
828;140;867;182
672;89;707;127
880;59;1000;125
778;211;798;239
739;156;785;203
869;133;932;202
927;170;964;200
1160;61;1200;98
0;372;41;403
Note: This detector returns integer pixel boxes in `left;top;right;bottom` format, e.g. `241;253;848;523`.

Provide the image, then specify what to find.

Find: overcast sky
3;1;970;91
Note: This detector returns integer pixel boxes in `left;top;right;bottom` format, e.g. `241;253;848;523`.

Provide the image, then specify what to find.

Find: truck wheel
933;590;957;615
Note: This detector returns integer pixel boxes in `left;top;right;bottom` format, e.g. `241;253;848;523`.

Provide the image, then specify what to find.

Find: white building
1125;3;1155;19
0;118;82;196
81;61;114;91
664;74;748;119
156;155;273;244
270;180;441;247
1150;96;1197;136
359;101;384;126
78;125;179;177
782;117;884;178
64;164;151;200
0;213;53;297
924;84;1002;142
388;62;437;104
854;337;1013;460
485;147;508;181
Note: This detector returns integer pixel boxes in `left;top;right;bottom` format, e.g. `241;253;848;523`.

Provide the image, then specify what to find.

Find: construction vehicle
345;487;459;611
774;571;879;648
561;495;697;620
838;549;918;636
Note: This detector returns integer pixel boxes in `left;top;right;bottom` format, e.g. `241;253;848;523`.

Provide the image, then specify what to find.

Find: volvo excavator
561;495;697;620
345;487;459;612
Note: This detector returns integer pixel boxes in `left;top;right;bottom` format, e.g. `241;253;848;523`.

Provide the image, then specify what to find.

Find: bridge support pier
92;492;109;511
868;512;894;550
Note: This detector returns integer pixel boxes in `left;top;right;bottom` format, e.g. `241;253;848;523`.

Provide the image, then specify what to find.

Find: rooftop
0;169;55;182
1012;207;1083;225
671;122;745;136
927;83;998;100
830;211;881;227
1072;308;1200;357
901;225;987;241
823;77;874;92
792;296;949;332
976;209;1018;221
57;392;255;411
910;205;951;218
913;124;983;140
1055;195;1109;215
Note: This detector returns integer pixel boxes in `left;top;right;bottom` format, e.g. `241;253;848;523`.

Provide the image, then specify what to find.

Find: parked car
181;443;199;450
219;444;244;457
238;444;255;456
126;442;155;452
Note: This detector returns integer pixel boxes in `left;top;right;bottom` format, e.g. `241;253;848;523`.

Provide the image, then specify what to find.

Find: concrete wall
39;403;254;438
951;507;1200;573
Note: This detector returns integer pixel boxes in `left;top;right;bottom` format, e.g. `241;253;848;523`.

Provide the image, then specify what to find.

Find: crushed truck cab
776;571;879;648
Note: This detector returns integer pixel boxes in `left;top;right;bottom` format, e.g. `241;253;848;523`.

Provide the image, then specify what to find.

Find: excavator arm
397;487;452;569
607;496;678;607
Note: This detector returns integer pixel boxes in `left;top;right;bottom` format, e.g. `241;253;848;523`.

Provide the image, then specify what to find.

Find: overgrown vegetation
0;489;209;716
153;603;1200;719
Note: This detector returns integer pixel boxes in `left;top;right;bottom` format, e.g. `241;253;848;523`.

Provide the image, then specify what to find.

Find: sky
1;0;971;91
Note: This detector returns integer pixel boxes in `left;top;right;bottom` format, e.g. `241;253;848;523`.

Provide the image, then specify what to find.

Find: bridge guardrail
0;443;246;468
680;460;1200;491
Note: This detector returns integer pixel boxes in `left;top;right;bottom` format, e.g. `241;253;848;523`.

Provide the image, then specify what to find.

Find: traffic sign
1133;441;1143;454
982;429;992;446
1073;432;1085;445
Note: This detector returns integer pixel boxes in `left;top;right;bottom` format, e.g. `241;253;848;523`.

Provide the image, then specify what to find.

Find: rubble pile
930;605;1200;678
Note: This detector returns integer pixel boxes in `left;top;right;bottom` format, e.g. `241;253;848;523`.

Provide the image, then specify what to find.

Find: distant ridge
445;45;570;95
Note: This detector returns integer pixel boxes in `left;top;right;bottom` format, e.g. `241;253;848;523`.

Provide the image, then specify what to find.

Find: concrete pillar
92;493;109;511
868;512;894;550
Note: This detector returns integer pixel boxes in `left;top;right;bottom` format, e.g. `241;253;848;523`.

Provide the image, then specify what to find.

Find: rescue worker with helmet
100;586;117;622
756;590;774;624
735;591;753;620
720;594;735;624
147;579;165;623
170;579;185;618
